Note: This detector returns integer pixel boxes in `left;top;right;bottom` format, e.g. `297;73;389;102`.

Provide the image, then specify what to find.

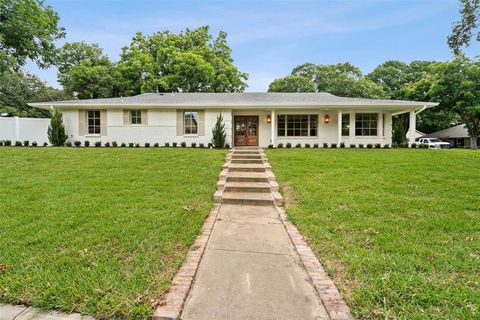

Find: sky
26;0;480;92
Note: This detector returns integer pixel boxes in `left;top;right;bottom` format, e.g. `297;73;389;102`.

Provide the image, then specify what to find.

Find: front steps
215;148;283;206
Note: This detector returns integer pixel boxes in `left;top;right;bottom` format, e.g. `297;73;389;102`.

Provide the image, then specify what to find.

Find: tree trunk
471;136;478;149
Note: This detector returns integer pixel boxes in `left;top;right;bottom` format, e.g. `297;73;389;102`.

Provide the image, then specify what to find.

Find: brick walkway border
276;206;354;320
153;203;221;320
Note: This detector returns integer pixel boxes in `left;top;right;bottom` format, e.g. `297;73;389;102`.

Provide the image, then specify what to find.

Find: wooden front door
234;116;259;146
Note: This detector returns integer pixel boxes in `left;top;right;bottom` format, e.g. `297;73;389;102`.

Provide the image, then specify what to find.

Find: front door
234;116;259;146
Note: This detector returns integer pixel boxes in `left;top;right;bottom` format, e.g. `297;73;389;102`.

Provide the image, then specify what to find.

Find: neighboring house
422;124;478;148
29;93;437;147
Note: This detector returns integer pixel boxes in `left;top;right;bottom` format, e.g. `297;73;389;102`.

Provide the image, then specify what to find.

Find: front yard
266;149;479;320
0;148;226;319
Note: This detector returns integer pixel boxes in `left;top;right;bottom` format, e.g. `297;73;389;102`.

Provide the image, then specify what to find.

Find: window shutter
123;110;130;125
141;110;148;125
198;110;205;136
100;110;107;136
176;110;183;136
78;110;86;136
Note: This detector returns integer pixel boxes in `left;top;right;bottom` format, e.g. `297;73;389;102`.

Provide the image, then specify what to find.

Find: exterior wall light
266;115;271;123
324;115;330;124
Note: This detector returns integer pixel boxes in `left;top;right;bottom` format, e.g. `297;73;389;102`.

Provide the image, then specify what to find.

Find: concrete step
224;181;271;193
226;172;269;183
221;191;274;206
231;158;264;164
229;164;266;172
231;154;262;159
234;150;261;154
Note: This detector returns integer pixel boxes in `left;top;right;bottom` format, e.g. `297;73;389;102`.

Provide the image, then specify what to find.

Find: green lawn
0;148;225;319
266;149;479;320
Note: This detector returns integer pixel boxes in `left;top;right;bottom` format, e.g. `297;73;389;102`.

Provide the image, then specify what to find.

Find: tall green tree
0;0;65;73
47;109;68;146
448;0;480;54
116;26;248;95
268;75;316;92
211;113;227;148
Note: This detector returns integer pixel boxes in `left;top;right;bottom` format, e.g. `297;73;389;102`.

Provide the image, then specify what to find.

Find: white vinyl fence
0;117;50;145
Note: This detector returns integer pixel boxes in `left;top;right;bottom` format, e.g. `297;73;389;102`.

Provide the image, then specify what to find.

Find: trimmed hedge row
0;140;230;148
267;142;429;149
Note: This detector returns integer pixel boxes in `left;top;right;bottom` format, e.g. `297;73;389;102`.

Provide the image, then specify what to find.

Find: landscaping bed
0;147;226;319
266;149;479;320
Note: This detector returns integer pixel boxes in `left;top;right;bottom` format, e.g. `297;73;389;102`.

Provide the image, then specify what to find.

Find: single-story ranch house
422;124;478;148
29;93;438;147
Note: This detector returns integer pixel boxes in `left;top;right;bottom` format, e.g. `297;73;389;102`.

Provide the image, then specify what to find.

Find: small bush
207;143;212;148
74;141;81;147
313;143;319;148
359;144;364;148
0;141;3;146
145;142;150;148
181;141;186;148
95;141;102;147
165;142;170;147
304;144;310;148
286;143;292;148
32;141;38;147
277;143;284;148
15;141;22;147
84;141;90;147
410;143;417;148
104;142;110;147
295;143;302;148
367;143;373;149
225;143;230;148
120;143;126;148
5;140;12;146
112;141;118;147
392;142;399;148
419;143;428;149
173;142;178;147
268;144;273;148
384;144;390;149
375;143;381;149
154;143;159;147
43;142;48;147
23;140;30;147
191;142;196;148
67;141;73;147
340;142;345;148
135;143;140;148
350;144;356;148
199;143;205;148
331;143;337;148
128;142;134;148
399;142;409;148
323;143;328;148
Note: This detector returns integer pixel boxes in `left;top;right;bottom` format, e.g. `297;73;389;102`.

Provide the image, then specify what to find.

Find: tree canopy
448;0;480;54
268;75;316;92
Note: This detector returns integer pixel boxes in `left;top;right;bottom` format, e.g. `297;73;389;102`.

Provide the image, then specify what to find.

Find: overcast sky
26;0;479;92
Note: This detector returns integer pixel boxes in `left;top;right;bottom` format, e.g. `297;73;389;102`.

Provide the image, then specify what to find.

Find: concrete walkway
182;148;329;320
0;304;93;320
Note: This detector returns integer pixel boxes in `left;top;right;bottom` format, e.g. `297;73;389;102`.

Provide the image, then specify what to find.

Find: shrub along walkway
177;148;333;320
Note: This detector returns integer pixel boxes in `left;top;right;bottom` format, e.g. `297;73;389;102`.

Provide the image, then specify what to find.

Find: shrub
400;142;409;148
199;143;205;148
286;143;292;148
135;143;140;148
268;144;273;148
375;143;381;149
95;141;102;147
350;144;356;148
367;143;373;149
313;143;319;148
43;142;48;147
23;140;30;147
181;141;186;147
65;141;72;147
0;141;3;146
120;143;126;148
384;144;390;149
5;140;12;146
340;142;345;148
104;142;110;147
392;142;399;148
277;143;284;148
145;142;150;148
74;141;81;147
359;144;364;148
295;143;302;148
331;143;337;148
32;141;37;147
128;142;134;148
323;143;328;148
112;141;118;147
304;144;311;148
173;142;178;147
15;141;22;147
211;113;226;148
410;143;417;148
165;142;170;147
191;142;196;148
207;143;212;148
154;143;159;148
225;143;230;149
84;141;90;147
419;143;428;149
48;110;68;146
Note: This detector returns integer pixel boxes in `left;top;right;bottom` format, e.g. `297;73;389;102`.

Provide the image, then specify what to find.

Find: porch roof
29;92;438;110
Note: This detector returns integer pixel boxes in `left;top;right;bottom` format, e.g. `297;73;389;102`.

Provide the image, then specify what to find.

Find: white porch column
271;109;276;146
408;110;416;145
337;110;342;146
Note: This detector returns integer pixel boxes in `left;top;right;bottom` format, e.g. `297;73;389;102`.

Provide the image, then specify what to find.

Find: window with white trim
131;110;142;124
184;111;199;134
341;113;350;136
355;113;378;136
87;110;101;134
277;114;317;137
